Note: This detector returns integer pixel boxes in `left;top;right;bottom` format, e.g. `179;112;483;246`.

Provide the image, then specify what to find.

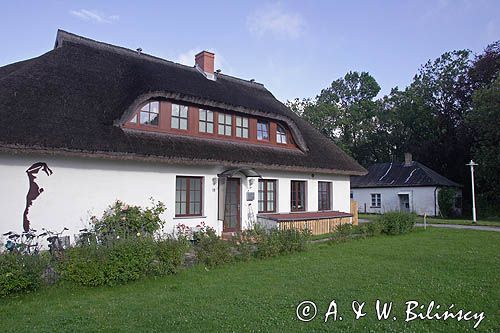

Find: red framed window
257;120;269;141
291;180;306;211
318;181;332;211
276;125;287;144
139;101;159;126
218;113;232;136
258;179;276;213
175;176;203;216
171;104;188;130
199;109;214;133
235;116;249;138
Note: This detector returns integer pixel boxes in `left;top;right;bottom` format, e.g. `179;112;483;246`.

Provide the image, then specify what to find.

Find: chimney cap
404;152;413;166
195;50;215;58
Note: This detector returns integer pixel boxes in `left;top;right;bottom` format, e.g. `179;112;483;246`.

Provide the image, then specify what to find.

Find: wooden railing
351;199;358;226
279;216;352;236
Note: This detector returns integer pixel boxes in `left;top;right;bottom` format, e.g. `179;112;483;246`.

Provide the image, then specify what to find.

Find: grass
1;228;499;332
359;213;500;227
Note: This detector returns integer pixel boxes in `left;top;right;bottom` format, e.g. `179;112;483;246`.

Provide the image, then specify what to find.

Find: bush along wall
1;201;417;296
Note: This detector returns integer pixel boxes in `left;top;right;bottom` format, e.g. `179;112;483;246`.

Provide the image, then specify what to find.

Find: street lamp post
466;160;478;223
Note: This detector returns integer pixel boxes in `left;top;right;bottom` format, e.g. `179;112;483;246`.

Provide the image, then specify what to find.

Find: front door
223;178;240;232
399;194;410;212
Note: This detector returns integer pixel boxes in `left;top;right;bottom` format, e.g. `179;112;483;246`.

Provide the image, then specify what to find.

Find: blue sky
1;1;498;102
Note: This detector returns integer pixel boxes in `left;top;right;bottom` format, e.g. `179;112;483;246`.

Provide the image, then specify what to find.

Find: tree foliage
288;41;500;216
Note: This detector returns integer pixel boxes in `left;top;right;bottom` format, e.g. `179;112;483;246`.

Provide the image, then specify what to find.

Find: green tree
467;75;500;212
287;72;386;165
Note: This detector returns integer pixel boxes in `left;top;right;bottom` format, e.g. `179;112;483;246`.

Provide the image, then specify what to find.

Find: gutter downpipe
434;187;439;217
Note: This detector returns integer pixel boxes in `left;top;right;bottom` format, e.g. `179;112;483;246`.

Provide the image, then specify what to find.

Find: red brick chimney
195;51;215;74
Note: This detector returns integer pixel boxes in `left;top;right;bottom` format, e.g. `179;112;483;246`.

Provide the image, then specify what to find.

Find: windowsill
173;216;207;220
370;206;381;209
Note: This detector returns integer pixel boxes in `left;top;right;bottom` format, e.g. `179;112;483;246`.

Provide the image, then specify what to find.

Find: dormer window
277;125;287;144
235;116;249;138
199;109;214;133
172;104;188;130
139;101;159;126
218;113;232;136
257;120;269;141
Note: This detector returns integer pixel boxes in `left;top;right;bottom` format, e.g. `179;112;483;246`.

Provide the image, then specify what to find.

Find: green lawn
1;228;499;332
359;213;500;227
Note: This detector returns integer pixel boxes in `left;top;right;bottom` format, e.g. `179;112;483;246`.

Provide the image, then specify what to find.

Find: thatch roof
0;30;366;175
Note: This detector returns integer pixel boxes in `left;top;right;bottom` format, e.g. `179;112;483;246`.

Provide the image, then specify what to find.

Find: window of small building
171;104;188;130
258;179;276;213
257;120;269;141
318;181;332;211
235;116;249;138
371;193;381;208
139;101;159;126
218;113;232;136
276;125;287;144
291;180;306;211
175;176;203;216
199;109;214;133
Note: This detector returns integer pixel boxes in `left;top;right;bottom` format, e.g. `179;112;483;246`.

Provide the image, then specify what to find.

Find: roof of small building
0;30;366;176
350;161;461;188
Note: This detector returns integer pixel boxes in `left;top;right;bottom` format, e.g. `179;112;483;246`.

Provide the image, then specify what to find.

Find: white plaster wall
0;153;352;245
351;186;439;216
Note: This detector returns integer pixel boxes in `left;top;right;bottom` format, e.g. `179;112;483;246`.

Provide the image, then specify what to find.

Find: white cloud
70;9;119;24
175;49;199;66
247;3;305;39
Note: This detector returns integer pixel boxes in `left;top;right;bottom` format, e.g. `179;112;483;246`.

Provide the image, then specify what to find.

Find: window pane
207;111;213;122
225;126;231;136
242;117;248;127
150;113;159;126
242;128;248;138
180;119;188;130
141;103;150;111
150;101;159;113
172;104;179;117
199;109;206;121
207;123;213;133
218;124;224;135
236;127;242;137
199;122;206;132
180;106;188;118
140;111;149;124
268;201;274;211
172;117;179;129
130;114;138;124
218;113;224;124
236;116;241;126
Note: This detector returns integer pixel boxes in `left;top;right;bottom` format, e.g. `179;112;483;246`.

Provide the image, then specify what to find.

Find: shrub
153;238;189;275
59;237;187;287
90;199;166;244
254;228;310;258
231;229;258;261
365;221;383;236
378;212;416;235
0;253;49;296
438;188;456;218
333;222;353;242
193;228;233;268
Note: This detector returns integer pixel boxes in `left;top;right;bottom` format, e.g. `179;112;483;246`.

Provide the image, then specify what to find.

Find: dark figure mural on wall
23;162;53;232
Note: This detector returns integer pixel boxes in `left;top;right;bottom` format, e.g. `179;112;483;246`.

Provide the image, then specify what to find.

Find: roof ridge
54;29;266;89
